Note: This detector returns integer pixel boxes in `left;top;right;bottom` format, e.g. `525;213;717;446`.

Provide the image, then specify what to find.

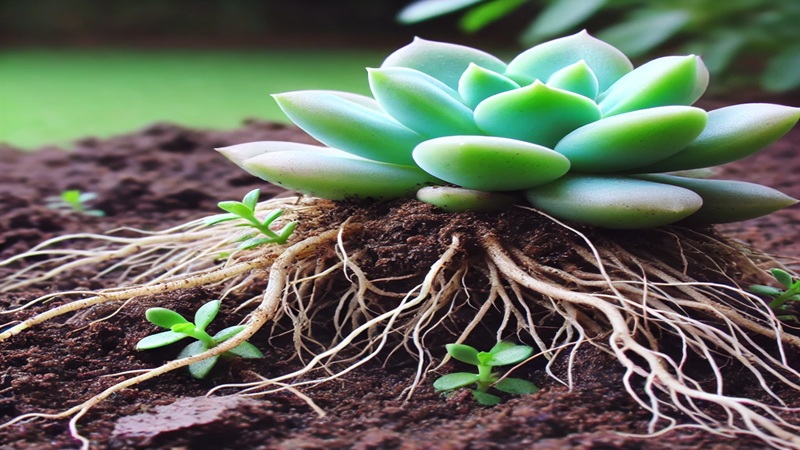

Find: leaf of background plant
446;343;481;365
459;0;527;33
433;372;480;390
145;308;189;329
194;300;220;331
488;345;533;366
687;32;745;75
762;45;800;92
493;377;539;394
397;0;487;23
597;9;691;58
135;330;188;350
521;0;607;44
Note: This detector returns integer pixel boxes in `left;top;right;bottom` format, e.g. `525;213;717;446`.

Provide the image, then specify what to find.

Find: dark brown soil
0;118;798;450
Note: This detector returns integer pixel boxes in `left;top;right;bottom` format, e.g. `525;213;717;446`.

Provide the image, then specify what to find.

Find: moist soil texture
0;116;798;450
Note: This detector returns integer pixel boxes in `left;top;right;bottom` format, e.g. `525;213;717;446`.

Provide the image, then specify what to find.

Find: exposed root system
1;197;799;449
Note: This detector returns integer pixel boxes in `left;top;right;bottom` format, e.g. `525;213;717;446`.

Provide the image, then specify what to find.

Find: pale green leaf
488;345;533;366
212;325;246;343
494;378;539;395
433;372;480;390
194;300;220;331
416;186;515;213
458;63;520;109
241;189;260;211
135;330;188;350
217;201;252;218
545;60;599;99
145;308;189;329
446;343;481;365
397;0;487;24
226;341;264;359
472;390;502;405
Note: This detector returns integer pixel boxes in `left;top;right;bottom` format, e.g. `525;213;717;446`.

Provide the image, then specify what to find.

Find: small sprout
433;341;539;405
45;189;105;216
204;189;297;250
750;269;800;320
135;300;264;379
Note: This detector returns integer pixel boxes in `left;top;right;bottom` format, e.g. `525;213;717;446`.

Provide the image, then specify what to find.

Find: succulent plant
219;31;799;229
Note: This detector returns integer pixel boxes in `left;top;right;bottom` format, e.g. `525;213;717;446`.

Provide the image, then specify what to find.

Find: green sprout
204;189;297;250
135;300;264;379
433;342;539;405
45;189;105;217
750;269;800;320
218;32;799;229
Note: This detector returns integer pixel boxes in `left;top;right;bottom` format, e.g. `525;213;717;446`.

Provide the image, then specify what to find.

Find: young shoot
433;342;539;406
135;300;264;379
45;189;105;217
750;268;800;320
204;188;297;250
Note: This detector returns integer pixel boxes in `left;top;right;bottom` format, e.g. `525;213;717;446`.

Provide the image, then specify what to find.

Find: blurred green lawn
0;49;385;150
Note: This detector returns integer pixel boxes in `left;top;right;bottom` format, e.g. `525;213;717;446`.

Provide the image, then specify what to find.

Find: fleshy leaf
472;390;502;405
545;60;599;99
506;30;633;92
488;345;533;366
554;106;707;172
226;341;264;359
635;174;799;224
416;186;516;213
178;341;217;379
145;308;189;329
474;81;601;148
640;103;800;172
524;175;703;229
212;325;246;343
135;330;188;350
446;343;481;365
493;378;539;395
368;67;482;138
412;135;571;191
241;148;439;200
598;55;709;117
458;63;520;109
433;372;480;391
274;90;424;165
194;300;220;332
381;37;506;90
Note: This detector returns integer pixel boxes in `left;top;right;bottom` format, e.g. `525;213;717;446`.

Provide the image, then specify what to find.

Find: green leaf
749;285;784;298
493;378;539;395
177;341;218;379
241;189;260;211
597;10;691;58
488;345;533;366
446;343;481;365
762;44;800;92
598;55;708;117
226;341;264;359
488;341;516;354
521;0;606;44
554;106;707;172
396;0;487;24
433;372;480;390
525;175;702;229
771;269;795;289
273;91;425;165
194;300;221;331
459;0;527;33
368;67;482;138
506;30;633;92
204;213;240;227
260;209;284;227
546;60;599;99
412;135;571;191
145;308;189;329
472;390;501;405
635;175;798;224
213;325;246;343
135;330;188;350
171;323;196;335
474;81;601;148
381;37;506;90
238;236;278;250
458;63;520;109
217;201;252;218
416;186;515;213
61;189;82;205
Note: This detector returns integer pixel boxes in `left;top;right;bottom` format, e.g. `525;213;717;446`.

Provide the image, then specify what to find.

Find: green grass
0;48;386;150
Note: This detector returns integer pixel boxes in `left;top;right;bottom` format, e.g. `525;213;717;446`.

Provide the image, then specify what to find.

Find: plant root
1;197;800;449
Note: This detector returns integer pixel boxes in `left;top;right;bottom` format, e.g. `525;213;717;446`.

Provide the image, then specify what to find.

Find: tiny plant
45;189;105;216
750;269;800;320
433;342;538;405
135;300;264;379
204;188;297;250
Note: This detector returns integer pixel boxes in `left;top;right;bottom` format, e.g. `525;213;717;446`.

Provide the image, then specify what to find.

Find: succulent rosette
219;31;799;229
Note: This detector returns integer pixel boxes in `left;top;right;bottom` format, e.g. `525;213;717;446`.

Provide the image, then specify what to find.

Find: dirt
0;116;798;450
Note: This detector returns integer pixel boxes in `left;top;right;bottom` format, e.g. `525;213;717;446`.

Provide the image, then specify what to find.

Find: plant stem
476;364;494;392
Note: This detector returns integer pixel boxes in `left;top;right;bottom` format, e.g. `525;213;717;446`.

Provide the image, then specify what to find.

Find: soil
0;116;798;450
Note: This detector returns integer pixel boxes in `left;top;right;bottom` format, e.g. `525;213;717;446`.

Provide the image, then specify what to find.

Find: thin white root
2;197;800;450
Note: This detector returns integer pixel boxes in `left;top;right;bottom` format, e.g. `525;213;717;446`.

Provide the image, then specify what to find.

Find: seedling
433;342;538;405
135;300;264;379
204;189;297;250
45;189;105;216
750;269;800;320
